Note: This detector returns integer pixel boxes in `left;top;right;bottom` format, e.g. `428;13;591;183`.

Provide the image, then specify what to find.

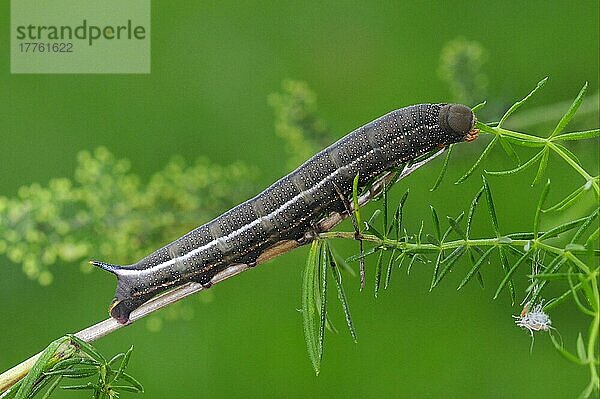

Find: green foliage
2;336;141;399
302;240;356;374
0;147;256;286
307;80;599;396
1;46;598;397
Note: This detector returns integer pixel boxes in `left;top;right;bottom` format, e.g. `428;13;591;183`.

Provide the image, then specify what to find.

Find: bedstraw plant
0;64;598;397
301;78;599;397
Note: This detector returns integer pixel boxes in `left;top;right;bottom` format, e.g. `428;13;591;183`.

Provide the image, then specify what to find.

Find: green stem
547;142;600;195
320;231;551;254
483;125;600;196
494;127;547;143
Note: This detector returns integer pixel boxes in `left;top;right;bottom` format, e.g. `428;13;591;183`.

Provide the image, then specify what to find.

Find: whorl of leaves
1;336;142;399
302;79;599;397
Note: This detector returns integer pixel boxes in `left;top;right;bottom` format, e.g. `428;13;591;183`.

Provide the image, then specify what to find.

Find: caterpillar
92;103;478;324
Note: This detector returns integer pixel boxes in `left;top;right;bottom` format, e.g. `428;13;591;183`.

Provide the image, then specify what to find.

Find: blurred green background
1;1;598;398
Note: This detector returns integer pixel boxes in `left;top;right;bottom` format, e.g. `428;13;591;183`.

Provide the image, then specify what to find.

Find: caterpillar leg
465;128;480;142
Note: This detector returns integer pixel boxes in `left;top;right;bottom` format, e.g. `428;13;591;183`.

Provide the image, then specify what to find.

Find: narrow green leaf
534;180;551;239
52;358;93;370
467;186;485;237
476;120;496;134
447;216;467;239
352;173;361;232
576;273;597;310
442;212;465;242
585;227;599;248
498;136;521;165
501;135;547;148
59;383;95;391
110;385;143;393
576;333;587;362
470;251;484;288
430;145;453;191
506;232;538;240
108;353;125;366
395;190;409;235
366;223;385;240
498;247;515;303
564;244;589;254
482;176;500;236
114;346;134;382
433;246;467;288
374;250;384;298
351;173;366;291
16;337;71;399
494;248;532;299
549;82;588;138
529;256;566;305
543;184;586;212
552;142;581;165
327;248;357;342
531;148;549;186
457;247;495;290
406;254;417;275
302;240;322;375
383;182;389;235
119;372;144;393
550;334;583;365
44;368;98;378
26;373;61;399
40;376;63;399
330;247;355;277
346;247;378;263
498;77;548;127
318;244;328;366
384;247;397;289
553;129;600;141
471;100;487;112
544;279;586;311
430;205;441;241
67;335;106;364
539;216;589;240
485;149;544;176
455;136;498;184
571;208;599;244
567;269;595;316
531;272;583;280
367;209;381;226
426;233;439;246
429;251;444;291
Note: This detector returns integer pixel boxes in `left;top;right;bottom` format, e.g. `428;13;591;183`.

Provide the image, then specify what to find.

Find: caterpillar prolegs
92;103;478;323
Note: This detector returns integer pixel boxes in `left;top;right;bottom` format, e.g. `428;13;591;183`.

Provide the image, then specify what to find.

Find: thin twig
0;149;444;393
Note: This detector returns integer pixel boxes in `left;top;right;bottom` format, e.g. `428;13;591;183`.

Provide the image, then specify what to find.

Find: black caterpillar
92;103;478;323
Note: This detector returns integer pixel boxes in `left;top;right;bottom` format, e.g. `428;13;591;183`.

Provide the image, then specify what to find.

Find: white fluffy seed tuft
514;302;552;336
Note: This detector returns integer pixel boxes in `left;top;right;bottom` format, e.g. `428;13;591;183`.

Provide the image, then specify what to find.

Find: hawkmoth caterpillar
92;103;478;324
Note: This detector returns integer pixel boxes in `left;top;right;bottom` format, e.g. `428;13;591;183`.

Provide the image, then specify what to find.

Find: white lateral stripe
117;122;438;277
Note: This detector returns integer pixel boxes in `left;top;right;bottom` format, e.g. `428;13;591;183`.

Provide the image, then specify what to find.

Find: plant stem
0;147;447;395
319;231;575;258
487;126;599;195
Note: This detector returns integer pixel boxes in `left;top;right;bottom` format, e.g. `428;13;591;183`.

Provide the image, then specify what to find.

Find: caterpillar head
438;104;478;144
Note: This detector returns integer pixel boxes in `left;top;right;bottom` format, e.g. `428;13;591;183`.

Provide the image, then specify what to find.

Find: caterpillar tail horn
89;260;122;274
89;260;140;324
